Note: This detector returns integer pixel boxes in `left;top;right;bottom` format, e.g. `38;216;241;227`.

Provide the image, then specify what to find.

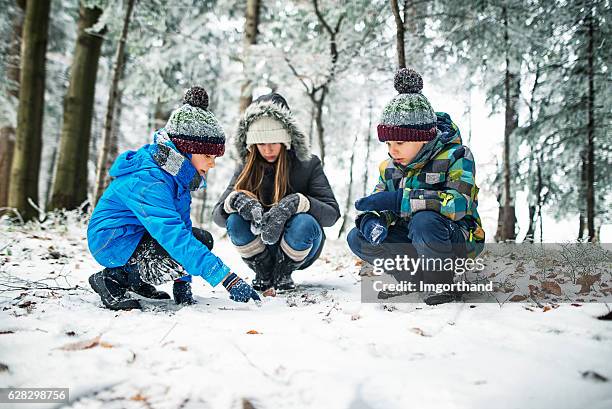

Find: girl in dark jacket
212;93;340;292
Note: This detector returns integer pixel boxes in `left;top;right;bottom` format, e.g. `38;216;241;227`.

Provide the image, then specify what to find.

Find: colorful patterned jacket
368;112;485;257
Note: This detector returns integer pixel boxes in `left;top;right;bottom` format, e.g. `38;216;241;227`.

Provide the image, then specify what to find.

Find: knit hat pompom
164;85;225;156
394;68;423;94
183;86;209;110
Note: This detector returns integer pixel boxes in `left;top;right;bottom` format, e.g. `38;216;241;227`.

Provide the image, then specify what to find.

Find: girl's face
256;143;282;163
386;141;427;166
190;154;216;176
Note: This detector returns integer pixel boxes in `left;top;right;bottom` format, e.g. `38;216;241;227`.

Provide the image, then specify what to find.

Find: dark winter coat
212;101;340;263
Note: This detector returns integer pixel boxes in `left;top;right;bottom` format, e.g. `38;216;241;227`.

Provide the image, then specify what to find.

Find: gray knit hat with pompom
377;68;437;142
165;86;226;156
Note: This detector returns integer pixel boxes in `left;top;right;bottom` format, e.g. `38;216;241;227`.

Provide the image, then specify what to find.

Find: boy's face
190;154;216;176
256;143;282;163
386;141;427;166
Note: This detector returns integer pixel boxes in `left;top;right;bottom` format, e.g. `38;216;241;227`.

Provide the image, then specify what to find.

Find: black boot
126;265;171;300
423;291;463;305
88;268;142;311
173;280;197;305
243;247;275;291
273;247;305;293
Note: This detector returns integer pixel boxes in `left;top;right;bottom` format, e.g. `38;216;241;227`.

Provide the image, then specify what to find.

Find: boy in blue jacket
87;87;260;310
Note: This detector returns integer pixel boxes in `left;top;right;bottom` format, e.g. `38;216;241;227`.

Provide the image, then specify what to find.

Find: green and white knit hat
165;86;226;156
378;68;437;142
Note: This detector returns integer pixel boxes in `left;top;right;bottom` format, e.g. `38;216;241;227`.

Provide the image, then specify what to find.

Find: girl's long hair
234;144;290;207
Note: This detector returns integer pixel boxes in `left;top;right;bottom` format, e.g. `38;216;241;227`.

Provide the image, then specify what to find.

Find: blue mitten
357;213;388;245
222;272;261;303
355;190;403;214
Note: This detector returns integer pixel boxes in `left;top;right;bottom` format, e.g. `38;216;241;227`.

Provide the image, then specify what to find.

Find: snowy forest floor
1;213;611;409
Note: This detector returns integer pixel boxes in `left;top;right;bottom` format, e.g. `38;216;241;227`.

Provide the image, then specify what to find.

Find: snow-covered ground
1;214;611;409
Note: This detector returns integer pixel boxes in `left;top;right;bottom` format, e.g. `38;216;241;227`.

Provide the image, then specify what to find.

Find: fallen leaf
178;346;188;351
351;314;361;321
543;306;552;312
60;335;102;351
262;287;276;297
246;330;261;335
242;398;256;409
542;281;562;296
576;274;601;294
130;393;147;401
410;327;430;337
509;295;528;302
354;259;364;266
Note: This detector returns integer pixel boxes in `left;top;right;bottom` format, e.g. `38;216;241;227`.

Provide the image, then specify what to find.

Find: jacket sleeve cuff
296;193;310;213
204;260;232;287
223;191;240;214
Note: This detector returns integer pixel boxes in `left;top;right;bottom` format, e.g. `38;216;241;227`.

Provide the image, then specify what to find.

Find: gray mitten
228;192;263;225
260;194;300;245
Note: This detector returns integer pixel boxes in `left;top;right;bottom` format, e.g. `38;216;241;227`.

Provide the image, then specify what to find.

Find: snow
1;216;611;409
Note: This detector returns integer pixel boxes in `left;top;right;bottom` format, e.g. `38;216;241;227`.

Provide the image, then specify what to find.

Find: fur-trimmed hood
235;101;311;162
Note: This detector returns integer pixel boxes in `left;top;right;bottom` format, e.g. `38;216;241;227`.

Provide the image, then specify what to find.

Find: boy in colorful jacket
87;87;260;310
347;68;485;301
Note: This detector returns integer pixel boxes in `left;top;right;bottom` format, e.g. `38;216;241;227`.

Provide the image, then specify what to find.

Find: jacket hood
235;101;311;162
109;129;204;191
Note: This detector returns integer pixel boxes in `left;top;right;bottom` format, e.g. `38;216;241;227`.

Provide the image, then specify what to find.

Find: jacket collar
150;129;204;191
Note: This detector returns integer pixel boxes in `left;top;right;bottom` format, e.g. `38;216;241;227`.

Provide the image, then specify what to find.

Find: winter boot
88;267;142;311
423;291;463;305
272;247;305;293
173;280;197;305
243;247;275;291
126;265;171;300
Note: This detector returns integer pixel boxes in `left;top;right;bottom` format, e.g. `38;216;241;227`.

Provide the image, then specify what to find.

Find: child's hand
222;272;261;303
355;191;403;214
260;194;300;245
357;213;388;245
230;192;264;224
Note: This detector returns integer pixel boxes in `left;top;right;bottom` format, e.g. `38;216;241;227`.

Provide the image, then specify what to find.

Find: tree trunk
338;133;359;236
578;151;587;240
585;12;595;242
93;0;135;207
0;130;16;209
8;0;51;221
49;5;104;211
0;0;24;212
313;93;326;167
498;5;518;242
239;0;261;114
390;0;406;68
362;98;373;196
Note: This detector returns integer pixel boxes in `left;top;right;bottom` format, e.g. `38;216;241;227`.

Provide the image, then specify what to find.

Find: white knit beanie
245;116;292;152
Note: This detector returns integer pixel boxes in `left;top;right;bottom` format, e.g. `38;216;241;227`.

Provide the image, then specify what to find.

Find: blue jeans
347;211;467;281
226;213;323;267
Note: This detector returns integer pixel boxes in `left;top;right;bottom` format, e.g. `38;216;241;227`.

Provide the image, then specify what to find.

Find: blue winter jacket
87;130;230;287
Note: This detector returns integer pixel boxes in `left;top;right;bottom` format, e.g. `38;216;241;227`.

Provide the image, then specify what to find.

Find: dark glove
260;194;300;245
355;190;403;214
357;213;388;245
222;272;261;303
230;192;263;225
